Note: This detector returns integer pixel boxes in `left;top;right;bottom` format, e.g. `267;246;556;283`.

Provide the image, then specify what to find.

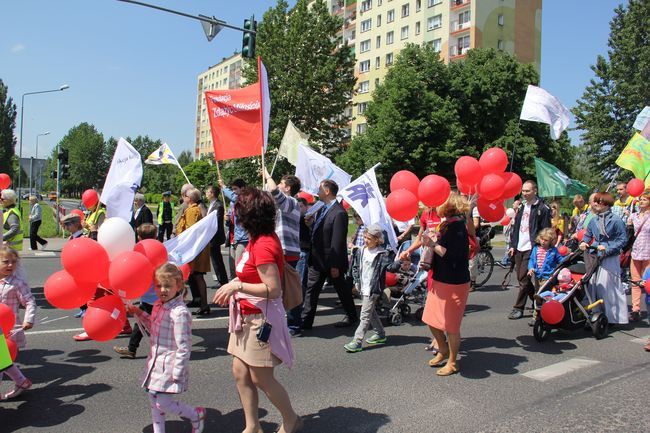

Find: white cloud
10;44;26;53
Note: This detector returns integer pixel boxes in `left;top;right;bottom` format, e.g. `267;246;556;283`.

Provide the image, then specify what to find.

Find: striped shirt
271;189;301;257
536;247;548;270
1;274;36;348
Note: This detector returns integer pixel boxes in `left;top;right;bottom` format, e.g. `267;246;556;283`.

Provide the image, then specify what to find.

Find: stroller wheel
591;313;609;340
414;307;424;321
390;312;403;326
533;318;551;342
399;304;411;317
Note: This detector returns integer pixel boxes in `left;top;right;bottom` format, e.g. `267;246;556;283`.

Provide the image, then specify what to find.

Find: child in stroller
535;268;574;303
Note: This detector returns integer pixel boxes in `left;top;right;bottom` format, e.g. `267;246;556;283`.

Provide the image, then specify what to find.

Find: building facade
195;53;244;159
351;0;542;135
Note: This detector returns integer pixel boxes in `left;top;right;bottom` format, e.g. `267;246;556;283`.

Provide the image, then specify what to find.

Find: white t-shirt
393;218;415;234
517;202;533;252
360;247;380;296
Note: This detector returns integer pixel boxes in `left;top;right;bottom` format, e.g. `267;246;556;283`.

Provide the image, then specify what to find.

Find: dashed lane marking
521;357;600;382
630;335;650;344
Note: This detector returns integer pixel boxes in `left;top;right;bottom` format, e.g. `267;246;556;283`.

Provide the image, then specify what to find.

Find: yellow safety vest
3;207;23;251
86;207;106;226
157;201;176;225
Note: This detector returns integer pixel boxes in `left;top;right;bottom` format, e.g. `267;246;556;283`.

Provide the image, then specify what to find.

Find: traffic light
242;17;257;59
58;148;68;165
61;164;70;179
50;170;57;179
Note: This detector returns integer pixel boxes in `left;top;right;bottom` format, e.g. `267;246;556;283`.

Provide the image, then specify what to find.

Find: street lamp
18;84;69;204
30;131;51;194
36;131;50;159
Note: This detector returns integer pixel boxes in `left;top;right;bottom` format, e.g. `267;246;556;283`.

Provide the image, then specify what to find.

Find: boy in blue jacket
528;228;564;325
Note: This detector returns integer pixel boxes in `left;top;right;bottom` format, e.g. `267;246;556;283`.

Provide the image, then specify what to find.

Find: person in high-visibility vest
157;191;175;242
84;201;106;241
1;190;23;251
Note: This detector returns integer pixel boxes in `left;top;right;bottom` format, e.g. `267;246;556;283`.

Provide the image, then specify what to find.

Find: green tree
0;80;17;178
573;0;650;182
58;123;105;196
177;159;218;191
177;150;193;167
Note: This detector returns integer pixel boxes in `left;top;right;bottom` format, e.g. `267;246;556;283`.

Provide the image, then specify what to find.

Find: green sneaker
343;341;363;353
365;334;387;345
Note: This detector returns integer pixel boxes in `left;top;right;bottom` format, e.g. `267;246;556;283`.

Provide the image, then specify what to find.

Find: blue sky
1;0;626;162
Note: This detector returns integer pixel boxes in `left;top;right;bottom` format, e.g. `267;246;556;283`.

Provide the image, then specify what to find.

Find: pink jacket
0;275;36;348
140;295;192;393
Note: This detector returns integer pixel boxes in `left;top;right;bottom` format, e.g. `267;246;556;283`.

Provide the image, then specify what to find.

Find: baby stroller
532;246;608;342
378;269;428;326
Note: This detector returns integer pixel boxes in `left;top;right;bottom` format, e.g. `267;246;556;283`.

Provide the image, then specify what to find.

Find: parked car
48;191;57;201
21;192;43;201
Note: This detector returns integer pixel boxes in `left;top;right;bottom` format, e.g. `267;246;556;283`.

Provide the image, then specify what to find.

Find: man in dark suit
206;184;228;287
130;193;154;239
301;180;358;329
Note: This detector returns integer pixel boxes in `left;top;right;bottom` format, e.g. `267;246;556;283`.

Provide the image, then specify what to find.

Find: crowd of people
1;173;649;431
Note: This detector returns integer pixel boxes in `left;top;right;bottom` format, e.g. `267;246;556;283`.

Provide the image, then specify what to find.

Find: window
360;39;371;52
401;3;409;17
376;35;381;48
459;10;471;26
361;0;373;12
375;78;380;87
377;14;382;27
428;14;442;30
497;39;504;50
428;0;442;6
385;52;394;65
386;31;394;44
387;9;395;22
356;123;368;134
401;25;409;40
416;0;421;12
357;102;368;115
361;18;372;32
415;21;421;35
359;59;370;72
358;80;370;93
378;0;382;5
375;56;381;68
498;14;504;26
431;38;441;52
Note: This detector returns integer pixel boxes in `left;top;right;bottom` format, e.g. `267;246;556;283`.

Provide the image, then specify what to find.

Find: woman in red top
213;188;302;433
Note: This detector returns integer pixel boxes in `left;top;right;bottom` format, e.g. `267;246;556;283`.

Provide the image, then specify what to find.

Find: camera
256;321;272;343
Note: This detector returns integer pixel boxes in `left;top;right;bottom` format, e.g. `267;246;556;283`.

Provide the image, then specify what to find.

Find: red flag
205;84;263;161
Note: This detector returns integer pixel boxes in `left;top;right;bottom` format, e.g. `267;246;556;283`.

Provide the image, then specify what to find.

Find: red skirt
422;280;470;334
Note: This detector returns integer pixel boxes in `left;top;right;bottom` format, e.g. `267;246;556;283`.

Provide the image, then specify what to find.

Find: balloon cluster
44;201;170;342
0;304;18;362
384;147;521;223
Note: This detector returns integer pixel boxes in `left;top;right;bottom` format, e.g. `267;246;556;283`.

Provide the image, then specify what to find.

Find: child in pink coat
0;246;36;400
129;263;205;433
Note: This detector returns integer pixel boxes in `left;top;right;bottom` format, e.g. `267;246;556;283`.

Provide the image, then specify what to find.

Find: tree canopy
0;80;17;178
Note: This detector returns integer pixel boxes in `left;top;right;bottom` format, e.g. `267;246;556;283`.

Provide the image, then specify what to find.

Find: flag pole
509;119;522;173
214;160;228;214
177;163;191;185
269;152;280;179
258;55;266;188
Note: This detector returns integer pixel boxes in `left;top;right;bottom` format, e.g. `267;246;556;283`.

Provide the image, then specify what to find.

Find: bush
19;201;60;238
145;193;178;205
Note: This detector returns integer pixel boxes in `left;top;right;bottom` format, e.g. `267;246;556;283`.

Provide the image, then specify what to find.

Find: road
2;246;649;432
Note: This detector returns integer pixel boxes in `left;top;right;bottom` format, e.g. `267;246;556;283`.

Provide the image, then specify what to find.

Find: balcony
450;20;471;33
449;44;469;58
451;0;470;10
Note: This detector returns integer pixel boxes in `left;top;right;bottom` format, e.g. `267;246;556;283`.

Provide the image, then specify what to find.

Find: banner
520;85;571;140
205;84;264;161
534;158;589;197
145;143;180;166
100;137;143;221
339;164;398;250
295;144;351;195
633;106;650;132
616;132;650;184
164;210;218;265
259;58;271;153
278;120;309;166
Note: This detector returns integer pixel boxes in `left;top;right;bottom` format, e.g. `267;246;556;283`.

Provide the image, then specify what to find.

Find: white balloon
505;208;516;219
97;217;136;260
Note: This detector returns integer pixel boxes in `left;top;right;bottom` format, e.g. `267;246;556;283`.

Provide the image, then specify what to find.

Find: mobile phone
256;321;272;343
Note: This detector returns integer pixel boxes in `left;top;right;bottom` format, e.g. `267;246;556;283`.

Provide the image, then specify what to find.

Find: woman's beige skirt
227;313;281;367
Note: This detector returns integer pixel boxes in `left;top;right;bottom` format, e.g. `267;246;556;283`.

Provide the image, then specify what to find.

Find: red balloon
500;216;511;226
82;295;126;342
386;189;419;222
390;170;420;195
501;172;523;200
179;263;191;281
479;147;508;174
540;300;565;325
134;239;168;269
5;336;18;361
478;174;506;201
627;179;645;197
109;251;155;300
386;272;398;287
0;173;11;190
418;175;451;207
454;156;483;187
61;237;110;284
341;200;350;210
558;245;569;256
477;198;505;223
44;270;97;309
644;279;650;296
297;191;315;204
0;303;16;335
81;189;99;209
456;179;477;195
576;229;586;242
70;209;85;223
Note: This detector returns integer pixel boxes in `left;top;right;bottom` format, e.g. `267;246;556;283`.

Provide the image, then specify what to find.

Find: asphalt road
2;247;649;432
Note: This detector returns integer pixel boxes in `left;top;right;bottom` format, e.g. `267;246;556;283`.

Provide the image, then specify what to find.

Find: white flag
164;211;218;265
295;144;351;195
145;143;180;166
259;59;271;153
100;138;143;222
519;85;571;140
338;164;398;250
278;120;309;166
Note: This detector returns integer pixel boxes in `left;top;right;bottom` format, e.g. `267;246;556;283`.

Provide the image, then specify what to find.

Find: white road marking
34;252;56;257
630;335;650;344
522;357;600;382
40;316;69;324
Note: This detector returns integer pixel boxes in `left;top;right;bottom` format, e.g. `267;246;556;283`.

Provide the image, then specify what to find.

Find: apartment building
195;53;244;159
352;0;542;135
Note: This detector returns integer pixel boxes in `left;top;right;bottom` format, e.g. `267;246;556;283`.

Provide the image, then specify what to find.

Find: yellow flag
615;133;650;185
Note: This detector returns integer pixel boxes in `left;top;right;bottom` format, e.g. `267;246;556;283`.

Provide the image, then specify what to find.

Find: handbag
281;260;303;310
620;214;648;268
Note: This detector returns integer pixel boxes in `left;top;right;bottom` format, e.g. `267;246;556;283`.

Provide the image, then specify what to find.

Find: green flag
615;132;650;184
0;333;12;370
534;158;590;197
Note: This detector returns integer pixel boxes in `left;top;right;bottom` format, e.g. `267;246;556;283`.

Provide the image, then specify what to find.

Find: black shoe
288;328;302;337
508;309;523;320
334;317;358;328
193;307;211;316
186;300;201;308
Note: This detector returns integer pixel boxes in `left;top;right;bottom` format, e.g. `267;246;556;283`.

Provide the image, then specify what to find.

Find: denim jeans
286;254;307;330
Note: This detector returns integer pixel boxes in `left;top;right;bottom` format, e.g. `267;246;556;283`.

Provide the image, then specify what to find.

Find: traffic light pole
56;143;61;236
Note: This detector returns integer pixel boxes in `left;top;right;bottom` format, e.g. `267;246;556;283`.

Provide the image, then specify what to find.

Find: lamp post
18;84;69;205
31;131;50;194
